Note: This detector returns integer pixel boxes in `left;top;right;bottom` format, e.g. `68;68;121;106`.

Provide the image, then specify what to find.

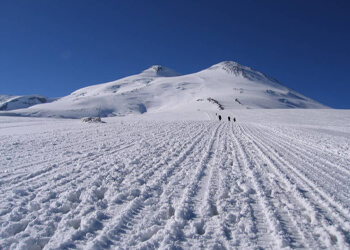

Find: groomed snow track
0;118;349;249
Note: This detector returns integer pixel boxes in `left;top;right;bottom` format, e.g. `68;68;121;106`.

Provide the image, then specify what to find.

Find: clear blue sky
1;0;349;108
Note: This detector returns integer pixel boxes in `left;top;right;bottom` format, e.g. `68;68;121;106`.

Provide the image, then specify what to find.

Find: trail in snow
0;115;349;249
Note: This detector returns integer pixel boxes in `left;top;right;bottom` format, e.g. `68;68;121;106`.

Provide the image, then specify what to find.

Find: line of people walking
216;113;236;122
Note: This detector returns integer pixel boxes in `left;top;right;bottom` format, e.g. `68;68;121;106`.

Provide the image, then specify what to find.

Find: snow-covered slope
1;61;328;118
0;95;54;111
0;109;349;249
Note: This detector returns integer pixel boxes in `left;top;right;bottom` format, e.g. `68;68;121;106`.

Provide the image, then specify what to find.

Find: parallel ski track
0;122;212;249
260;124;350;169
237;124;320;248
240;124;350;248
0;122;179;186
244;124;350;225
230;124;282;249
251;125;350;203
262;124;350;178
0;121;184;187
156;122;224;249
1;119;349;249
56;122;220;249
125;122;221;249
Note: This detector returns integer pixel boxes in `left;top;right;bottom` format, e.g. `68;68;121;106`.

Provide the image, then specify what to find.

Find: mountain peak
208;61;280;84
149;65;166;72
209;61;251;73
141;65;180;77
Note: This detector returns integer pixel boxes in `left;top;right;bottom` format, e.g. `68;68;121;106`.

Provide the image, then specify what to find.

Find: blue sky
1;0;349;108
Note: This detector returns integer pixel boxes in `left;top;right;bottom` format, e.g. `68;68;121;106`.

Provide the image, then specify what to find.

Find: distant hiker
233;117;236;122
218;115;222;121
228;116;231;121
215;113;217;116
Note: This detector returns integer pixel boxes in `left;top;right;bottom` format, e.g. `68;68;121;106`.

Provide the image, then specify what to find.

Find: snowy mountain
0;95;55;111
0;63;348;249
1;61;329;118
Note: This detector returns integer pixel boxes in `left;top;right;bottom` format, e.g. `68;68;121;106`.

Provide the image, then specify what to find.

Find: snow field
0;112;349;249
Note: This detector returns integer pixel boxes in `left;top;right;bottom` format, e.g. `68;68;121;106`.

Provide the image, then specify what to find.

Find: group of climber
216;113;236;122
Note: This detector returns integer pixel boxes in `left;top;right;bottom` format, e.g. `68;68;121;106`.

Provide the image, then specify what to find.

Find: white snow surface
1;109;349;249
0;95;54;111
1;61;328;118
